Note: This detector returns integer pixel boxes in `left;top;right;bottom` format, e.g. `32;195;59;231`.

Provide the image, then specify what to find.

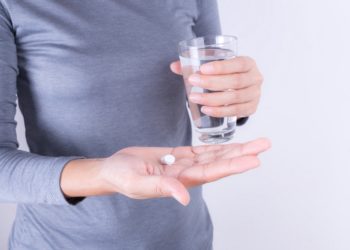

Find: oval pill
160;154;176;165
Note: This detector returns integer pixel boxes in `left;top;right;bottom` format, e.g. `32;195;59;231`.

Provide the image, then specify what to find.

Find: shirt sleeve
0;2;84;206
193;0;222;37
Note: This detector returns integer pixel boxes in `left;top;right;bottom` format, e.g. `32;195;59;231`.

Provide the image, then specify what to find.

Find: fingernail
188;74;201;85
189;94;201;103
201;106;211;114
172;193;184;205
201;63;215;74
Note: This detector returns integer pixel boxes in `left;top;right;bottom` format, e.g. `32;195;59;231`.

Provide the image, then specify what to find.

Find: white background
1;0;350;249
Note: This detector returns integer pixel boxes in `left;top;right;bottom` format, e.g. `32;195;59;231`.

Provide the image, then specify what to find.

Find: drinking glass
178;35;238;144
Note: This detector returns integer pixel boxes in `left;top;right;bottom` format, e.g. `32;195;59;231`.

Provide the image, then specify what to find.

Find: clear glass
178;35;238;144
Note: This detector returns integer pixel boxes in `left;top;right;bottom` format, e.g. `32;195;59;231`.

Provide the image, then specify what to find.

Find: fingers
185;57;263;119
179;155;260;187
178;138;271;187
200;56;255;75
191;137;270;158
239;137;272;154
201;100;259;117
170;61;182;75
205;155;261;181
171;57;258;76
128;175;190;206
189;85;260;107
188;72;261;91
194;138;271;164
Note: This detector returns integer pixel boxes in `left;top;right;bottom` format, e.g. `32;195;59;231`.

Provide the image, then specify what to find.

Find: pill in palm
160;154;176;165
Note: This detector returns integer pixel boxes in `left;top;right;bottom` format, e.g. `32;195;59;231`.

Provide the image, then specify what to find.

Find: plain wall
1;0;349;249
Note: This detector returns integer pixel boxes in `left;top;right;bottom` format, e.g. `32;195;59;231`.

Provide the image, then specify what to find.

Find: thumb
138;175;190;206
170;61;183;75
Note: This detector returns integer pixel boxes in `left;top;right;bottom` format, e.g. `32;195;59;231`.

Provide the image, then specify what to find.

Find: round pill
160;154;176;165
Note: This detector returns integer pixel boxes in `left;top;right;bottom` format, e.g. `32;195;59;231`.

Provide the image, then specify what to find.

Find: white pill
160;154;176;165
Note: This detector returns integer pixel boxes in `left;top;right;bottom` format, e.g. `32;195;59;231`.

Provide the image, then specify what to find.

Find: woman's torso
4;0;216;249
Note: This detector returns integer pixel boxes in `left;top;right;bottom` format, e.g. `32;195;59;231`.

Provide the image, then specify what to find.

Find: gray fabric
0;0;221;249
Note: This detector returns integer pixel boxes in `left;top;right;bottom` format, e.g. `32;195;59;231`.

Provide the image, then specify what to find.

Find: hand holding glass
178;35;238;144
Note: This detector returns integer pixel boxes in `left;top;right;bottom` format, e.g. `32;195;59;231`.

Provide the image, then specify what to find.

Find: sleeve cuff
237;117;249;126
47;156;86;206
65;196;85;205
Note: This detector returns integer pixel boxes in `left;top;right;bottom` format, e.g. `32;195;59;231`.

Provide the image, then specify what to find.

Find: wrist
61;158;114;198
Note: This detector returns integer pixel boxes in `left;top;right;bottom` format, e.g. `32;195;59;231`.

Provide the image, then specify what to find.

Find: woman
0;0;269;249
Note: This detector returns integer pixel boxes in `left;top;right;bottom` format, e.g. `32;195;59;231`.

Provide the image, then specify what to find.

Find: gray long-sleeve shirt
0;1;222;249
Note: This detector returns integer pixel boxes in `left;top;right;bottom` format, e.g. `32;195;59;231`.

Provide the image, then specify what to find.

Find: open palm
101;138;271;205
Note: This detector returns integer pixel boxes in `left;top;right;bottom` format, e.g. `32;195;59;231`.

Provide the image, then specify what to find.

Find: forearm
0;148;84;204
60;158;114;198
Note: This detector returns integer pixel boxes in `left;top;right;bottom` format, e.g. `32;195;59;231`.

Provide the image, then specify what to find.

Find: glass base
198;130;234;144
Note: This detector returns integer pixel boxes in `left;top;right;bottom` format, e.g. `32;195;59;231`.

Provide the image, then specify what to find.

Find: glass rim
178;35;238;49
